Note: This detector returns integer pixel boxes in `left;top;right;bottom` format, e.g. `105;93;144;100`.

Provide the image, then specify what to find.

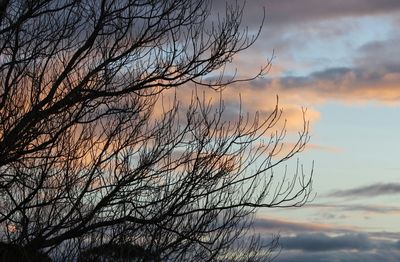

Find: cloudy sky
214;0;400;261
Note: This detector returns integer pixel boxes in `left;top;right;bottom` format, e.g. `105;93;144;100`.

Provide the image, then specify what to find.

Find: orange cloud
153;83;318;136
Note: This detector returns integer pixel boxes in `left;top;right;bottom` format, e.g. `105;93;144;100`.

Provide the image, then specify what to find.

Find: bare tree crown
0;0;312;261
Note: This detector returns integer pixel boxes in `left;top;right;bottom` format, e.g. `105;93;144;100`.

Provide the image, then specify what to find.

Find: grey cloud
358;38;400;56
275;250;400;262
273;61;400;103
280;232;373;252
327;183;400;198
277;67;353;89
308;203;400;214
369;231;400;240
359;41;389;53
279;64;399;88
212;0;400;29
253;218;400;260
254;216;400;240
248;77;273;90
278;75;312;89
213;0;400;28
318;212;347;220
264;0;400;26
356;38;400;73
279;67;355;88
311;67;352;81
339;204;400;213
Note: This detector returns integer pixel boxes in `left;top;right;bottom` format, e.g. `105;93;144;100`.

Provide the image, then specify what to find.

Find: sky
213;0;400;261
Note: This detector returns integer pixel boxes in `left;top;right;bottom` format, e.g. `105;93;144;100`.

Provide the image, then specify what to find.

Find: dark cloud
279;67;348;88
256;231;400;261
357;38;400;56
278;75;313;89
355;37;400;73
212;0;400;29
213;0;400;28
280;232;373;252
278;63;400;89
265;0;400;27
253;217;400;260
311;67;352;82
211;0;400;29
265;0;400;26
369;231;400;241
275;250;400;262
270;61;400;104
327;183;400;198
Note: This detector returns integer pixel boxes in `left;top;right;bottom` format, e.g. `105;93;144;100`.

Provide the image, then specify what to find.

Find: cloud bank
253;217;400;261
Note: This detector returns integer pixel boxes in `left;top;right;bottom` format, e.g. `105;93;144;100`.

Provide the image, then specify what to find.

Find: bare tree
0;0;312;261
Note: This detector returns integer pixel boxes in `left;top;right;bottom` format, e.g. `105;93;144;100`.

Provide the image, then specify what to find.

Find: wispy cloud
252;217;355;234
308;203;400;214
327;183;400;198
305;143;343;153
253;218;325;232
